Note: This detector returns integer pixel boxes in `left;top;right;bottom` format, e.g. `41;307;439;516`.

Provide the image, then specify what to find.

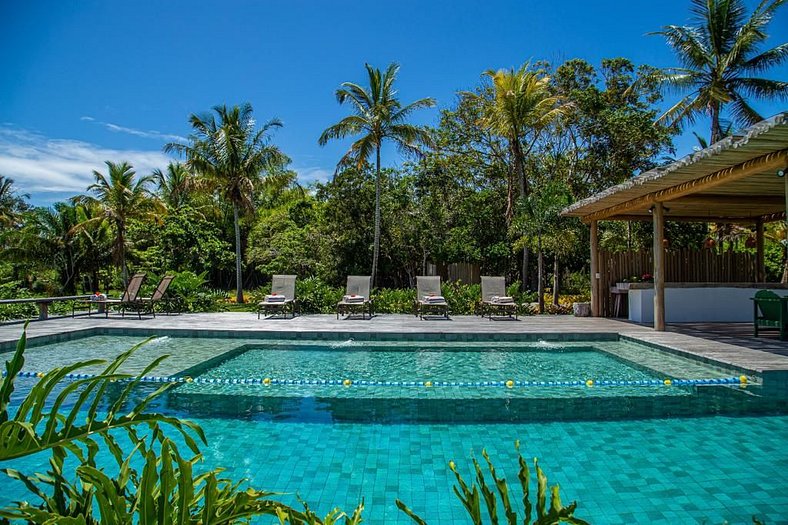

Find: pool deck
2;312;788;378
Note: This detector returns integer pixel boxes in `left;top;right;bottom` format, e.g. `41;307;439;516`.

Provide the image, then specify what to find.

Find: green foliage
0;283;36;321
166;270;228;313
396;442;589;525
295;277;344;314
371;287;417;313
0;328;369;524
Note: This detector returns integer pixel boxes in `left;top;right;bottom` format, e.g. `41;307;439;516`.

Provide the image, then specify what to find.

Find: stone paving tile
2;313;788;374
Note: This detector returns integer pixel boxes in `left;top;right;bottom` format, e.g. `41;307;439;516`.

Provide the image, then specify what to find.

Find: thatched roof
562;112;788;223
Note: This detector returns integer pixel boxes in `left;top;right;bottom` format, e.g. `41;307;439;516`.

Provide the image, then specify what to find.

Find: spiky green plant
396;442;589;525
0;327;363;524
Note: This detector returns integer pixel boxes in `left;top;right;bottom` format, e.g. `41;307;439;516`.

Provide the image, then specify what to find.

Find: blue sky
1;0;786;205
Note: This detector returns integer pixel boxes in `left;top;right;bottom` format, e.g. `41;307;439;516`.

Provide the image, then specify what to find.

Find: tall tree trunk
118;223;128;287
233;203;244;303
552;256;559;306
371;146;382;288
512;136;530;292
537;235;544;313
710;102;722;144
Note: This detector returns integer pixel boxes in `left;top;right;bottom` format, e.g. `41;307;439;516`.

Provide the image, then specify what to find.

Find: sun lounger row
73;273;174;319
257;275;520;320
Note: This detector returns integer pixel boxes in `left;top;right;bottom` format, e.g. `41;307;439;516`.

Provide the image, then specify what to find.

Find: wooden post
756;218;765;283
652;203;665;331
590;220;600;317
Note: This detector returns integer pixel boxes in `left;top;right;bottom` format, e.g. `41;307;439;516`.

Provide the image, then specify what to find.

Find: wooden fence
599;249;756;317
425;262;481;284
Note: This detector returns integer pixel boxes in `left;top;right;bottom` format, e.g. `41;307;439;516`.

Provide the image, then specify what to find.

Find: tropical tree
653;0;788;143
76;161;158;285
166;104;287;303
0;175;29;228
318;63;436;286
467;63;570;289
153;161;195;211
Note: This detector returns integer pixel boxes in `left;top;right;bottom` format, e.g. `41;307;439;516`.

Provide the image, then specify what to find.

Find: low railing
0;295;92;320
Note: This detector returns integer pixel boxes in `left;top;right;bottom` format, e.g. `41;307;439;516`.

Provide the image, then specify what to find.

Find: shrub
166;270;228;313
0;284;36;321
373;287;417;313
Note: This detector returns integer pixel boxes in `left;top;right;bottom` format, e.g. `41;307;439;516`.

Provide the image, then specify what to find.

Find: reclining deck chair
96;272;147;319
336;275;373;319
415;276;449;320
131;275;175;318
752;289;788;340
258;275;298;319
480;276;517;319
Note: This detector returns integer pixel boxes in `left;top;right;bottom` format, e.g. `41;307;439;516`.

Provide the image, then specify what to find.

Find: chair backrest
416;276;442;298
754;289;782;320
151;275;175;301
121;273;146;302
480;276;506;302
271;275;297;300
346;275;371;298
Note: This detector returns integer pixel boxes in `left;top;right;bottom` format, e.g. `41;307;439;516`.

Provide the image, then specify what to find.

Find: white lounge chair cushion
491;296;515;304
343;295;366;303
264;295;287;303
423;295;446;303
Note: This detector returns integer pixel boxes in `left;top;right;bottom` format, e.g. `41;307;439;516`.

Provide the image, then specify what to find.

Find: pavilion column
652;203;665;331
590;220;600;317
756;218;765;283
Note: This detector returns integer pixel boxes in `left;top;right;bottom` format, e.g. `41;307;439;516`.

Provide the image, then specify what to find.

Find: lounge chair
85;272;146;319
258;275;298;319
752;289;788;340
415;276;449;319
480;276;517;320
128;275;175;318
336;275;373;319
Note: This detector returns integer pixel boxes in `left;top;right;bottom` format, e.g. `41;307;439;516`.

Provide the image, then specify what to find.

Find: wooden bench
0;295;93;321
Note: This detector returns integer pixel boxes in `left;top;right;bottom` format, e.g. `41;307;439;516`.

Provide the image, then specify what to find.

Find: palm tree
76;161;157;284
468;64;569;289
319;63;436;286
0;175;29;228
165;104;287;303
654;0;788;143
153;162;195;211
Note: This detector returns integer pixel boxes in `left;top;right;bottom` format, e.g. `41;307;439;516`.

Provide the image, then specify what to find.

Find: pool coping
2;314;788;391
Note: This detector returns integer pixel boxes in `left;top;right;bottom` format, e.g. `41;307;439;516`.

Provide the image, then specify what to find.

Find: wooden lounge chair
752;289;788;340
415;276;449;319
258;275;298;319
129;275;175;318
336;275;374;319
95;272;147;319
480;276;517;319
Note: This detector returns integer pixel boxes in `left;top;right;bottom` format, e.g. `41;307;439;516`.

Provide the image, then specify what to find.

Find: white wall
629;287;788;323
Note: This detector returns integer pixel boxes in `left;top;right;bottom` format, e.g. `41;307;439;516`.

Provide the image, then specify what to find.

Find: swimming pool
2;332;788;523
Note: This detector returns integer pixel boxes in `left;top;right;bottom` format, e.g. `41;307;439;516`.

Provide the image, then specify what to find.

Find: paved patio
2;313;788;377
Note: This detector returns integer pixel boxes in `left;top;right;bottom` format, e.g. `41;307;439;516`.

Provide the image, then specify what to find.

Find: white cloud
0;127;172;195
81;115;186;142
294;166;332;186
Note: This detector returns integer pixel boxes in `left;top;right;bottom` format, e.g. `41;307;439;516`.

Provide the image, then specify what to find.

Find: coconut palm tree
472;64;569;221
654;0;788;143
0;175;29;228
153;162;195;211
76;161;157;285
318;63;436;286
468;64;569;289
165;104;287;303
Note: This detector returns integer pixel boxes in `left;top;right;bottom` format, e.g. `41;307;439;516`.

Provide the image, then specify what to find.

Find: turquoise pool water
2;333;787;523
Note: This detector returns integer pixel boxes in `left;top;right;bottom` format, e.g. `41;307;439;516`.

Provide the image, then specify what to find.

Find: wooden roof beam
581;149;788;223
597;210;786;224
671;194;786;206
